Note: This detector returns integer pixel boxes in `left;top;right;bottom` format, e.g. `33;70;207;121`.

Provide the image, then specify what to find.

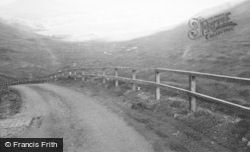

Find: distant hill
0;19;118;80
0;20;62;79
88;0;250;105
103;0;250;77
1;0;250;82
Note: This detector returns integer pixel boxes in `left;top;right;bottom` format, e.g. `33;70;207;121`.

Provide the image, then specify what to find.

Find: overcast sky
0;0;246;41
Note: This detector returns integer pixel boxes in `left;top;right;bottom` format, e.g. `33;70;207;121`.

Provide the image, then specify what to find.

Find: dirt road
11;84;155;152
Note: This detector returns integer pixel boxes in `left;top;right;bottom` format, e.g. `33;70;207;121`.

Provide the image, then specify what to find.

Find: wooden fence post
132;69;136;91
74;71;77;80
102;68;106;84
82;71;85;81
155;70;160;100
189;75;197;112
115;68;119;87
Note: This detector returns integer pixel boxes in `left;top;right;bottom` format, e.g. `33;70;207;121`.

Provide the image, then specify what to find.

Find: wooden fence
1;67;250;112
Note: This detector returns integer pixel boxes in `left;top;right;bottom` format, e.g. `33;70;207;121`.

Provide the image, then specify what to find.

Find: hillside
1;1;250;76
104;0;250;77
82;0;250;106
0;18;117;81
49;0;249;77
0;20;61;80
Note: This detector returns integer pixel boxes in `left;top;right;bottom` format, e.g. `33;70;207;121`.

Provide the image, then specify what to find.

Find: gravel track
11;84;155;152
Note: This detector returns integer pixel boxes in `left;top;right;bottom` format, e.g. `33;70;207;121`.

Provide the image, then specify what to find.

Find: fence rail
1;67;250;112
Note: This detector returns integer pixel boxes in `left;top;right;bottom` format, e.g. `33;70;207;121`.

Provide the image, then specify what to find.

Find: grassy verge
58;78;250;152
0;88;22;119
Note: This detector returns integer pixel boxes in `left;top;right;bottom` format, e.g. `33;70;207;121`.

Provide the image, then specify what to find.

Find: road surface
11;84;155;152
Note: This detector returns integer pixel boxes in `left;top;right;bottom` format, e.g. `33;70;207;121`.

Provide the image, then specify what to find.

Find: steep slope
76;0;249;106
105;0;250;77
1;1;250;83
0;20;62;79
0;19;115;81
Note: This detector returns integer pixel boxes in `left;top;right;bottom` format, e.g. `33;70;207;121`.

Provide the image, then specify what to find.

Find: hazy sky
0;0;246;41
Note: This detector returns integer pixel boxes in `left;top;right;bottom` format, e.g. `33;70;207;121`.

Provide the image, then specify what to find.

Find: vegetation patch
60;79;250;152
0;88;22;119
104;81;250;151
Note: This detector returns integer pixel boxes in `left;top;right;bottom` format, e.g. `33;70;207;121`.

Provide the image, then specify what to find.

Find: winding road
11;84;154;152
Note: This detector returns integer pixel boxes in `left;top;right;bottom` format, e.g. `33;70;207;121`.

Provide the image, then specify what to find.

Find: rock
137;92;149;100
174;113;180;119
247;141;250;147
242;137;248;143
172;130;180;136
